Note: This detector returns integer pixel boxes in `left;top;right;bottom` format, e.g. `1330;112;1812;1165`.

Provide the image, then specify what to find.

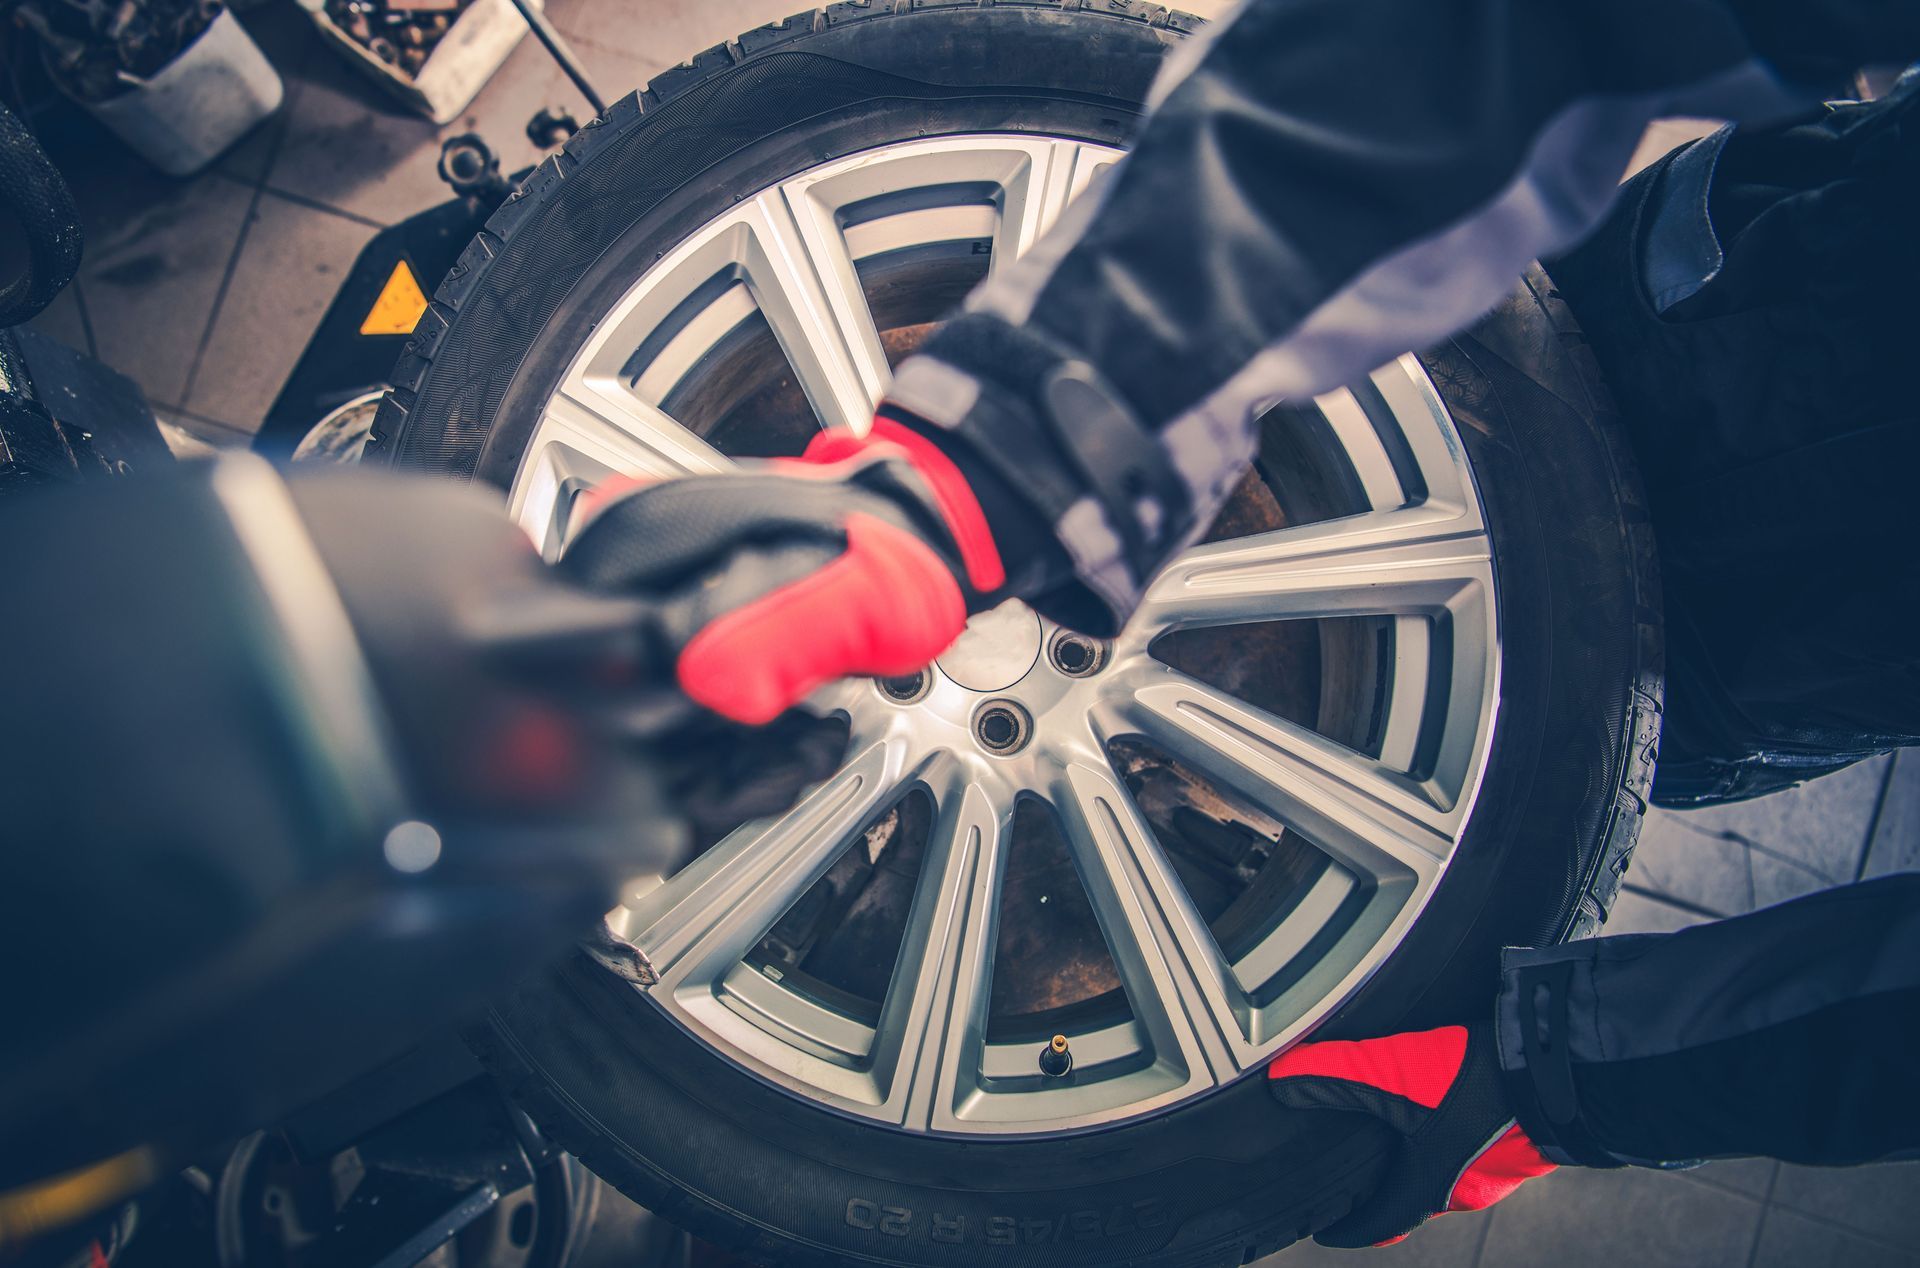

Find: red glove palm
1268;1023;1555;1248
560;416;1002;724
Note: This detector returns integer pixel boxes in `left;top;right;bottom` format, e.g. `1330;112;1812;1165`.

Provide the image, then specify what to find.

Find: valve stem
1038;1033;1073;1078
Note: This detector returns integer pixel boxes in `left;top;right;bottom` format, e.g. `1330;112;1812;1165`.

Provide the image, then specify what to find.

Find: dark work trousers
1551;77;1920;809
1499;83;1919;1170
1497;873;1920;1168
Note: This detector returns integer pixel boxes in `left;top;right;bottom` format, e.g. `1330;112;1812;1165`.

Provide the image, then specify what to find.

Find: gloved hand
1268;1023;1556;1248
558;414;1005;724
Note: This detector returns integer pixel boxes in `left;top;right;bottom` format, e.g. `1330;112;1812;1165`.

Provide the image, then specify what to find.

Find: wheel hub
936;602;1043;693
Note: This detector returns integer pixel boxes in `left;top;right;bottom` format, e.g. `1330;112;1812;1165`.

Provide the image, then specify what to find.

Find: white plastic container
301;0;534;125
77;10;284;177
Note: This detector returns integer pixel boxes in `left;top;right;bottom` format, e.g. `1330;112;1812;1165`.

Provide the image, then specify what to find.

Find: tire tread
1524;267;1664;940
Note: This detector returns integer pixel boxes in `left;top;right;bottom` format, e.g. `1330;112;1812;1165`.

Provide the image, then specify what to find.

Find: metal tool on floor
500;0;602;114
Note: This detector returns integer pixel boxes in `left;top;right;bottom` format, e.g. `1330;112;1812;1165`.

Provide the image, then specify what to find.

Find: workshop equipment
300;0;537;123
253;189;495;459
1;325;171;484
210;1070;687;1268
16;0;281;175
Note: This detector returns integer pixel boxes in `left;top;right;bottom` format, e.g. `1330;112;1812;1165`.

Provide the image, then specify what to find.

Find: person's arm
883;0;1917;632
562;0;1918;726
1267;874;1920;1247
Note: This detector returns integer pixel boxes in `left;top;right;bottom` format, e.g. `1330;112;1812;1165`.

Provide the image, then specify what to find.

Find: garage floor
17;2;1919;1264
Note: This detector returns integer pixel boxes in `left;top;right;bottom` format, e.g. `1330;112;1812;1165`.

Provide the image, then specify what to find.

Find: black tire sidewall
384;8;1659;1264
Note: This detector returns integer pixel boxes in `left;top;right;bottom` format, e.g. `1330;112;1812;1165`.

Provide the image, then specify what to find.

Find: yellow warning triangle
360;259;429;336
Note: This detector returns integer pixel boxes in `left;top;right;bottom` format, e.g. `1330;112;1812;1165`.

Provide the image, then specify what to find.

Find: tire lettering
851;1198;1170;1246
845;1198;912;1237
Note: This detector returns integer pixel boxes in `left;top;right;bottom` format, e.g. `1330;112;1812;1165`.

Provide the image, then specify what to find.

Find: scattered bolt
1038;1033;1072;1078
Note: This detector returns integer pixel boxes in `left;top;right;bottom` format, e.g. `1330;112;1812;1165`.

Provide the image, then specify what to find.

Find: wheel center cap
937;602;1042;693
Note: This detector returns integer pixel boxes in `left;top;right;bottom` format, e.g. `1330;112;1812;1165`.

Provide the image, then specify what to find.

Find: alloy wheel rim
506;135;1500;1136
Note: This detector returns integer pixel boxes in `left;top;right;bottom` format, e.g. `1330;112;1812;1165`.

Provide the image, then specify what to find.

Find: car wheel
368;4;1663;1263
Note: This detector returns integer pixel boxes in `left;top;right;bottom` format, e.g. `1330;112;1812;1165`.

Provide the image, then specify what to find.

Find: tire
369;4;1662;1264
0;99;81;328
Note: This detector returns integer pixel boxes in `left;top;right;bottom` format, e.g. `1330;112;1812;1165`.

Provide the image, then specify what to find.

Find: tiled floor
14;2;1918;1265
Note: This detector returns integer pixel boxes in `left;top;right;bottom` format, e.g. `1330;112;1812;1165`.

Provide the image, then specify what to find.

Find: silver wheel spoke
634;739;912;986
1130;506;1492;639
1054;758;1237;1082
739;190;890;433
993;138;1110;269
1118;667;1454;882
509;387;730;556
547;386;732;477
874;766;1011;1129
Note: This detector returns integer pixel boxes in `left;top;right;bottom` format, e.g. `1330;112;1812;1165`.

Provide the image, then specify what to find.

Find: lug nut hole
1048;630;1106;677
878;671;930;704
973;700;1032;754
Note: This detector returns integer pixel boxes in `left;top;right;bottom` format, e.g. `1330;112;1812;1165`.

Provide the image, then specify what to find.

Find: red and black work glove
1268;1023;1555;1248
558;415;1005;726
